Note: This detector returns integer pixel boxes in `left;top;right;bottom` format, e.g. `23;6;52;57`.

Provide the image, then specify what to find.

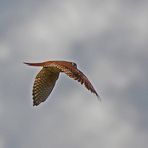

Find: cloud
0;0;148;148
0;43;11;61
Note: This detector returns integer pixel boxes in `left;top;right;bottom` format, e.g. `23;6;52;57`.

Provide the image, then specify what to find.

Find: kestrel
24;60;100;106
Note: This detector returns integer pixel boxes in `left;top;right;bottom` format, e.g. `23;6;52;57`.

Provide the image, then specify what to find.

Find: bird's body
24;60;100;106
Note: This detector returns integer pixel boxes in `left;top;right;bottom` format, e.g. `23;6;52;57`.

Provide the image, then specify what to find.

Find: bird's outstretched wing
49;62;100;100
32;67;59;106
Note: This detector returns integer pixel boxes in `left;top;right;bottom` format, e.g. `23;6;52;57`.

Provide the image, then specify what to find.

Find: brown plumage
24;60;100;106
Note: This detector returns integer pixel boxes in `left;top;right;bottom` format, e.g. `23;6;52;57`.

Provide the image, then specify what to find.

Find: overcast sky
0;0;148;148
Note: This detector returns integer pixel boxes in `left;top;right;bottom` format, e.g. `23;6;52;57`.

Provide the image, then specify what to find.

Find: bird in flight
24;60;100;106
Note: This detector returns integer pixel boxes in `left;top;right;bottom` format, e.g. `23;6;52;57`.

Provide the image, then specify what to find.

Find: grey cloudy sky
0;0;148;148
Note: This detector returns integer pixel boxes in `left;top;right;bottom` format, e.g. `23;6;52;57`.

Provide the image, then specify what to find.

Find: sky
0;0;148;148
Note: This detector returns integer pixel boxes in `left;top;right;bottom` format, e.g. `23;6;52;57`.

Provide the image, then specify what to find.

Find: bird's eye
72;62;77;67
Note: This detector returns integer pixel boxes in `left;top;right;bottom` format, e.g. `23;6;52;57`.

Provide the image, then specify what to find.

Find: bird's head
71;62;77;68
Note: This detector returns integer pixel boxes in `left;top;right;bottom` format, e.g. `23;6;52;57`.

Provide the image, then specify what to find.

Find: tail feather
24;62;44;66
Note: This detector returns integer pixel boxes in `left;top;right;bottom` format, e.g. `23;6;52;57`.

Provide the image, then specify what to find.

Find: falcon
24;60;100;106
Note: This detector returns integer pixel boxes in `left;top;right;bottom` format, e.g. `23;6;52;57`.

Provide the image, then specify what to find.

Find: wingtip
95;92;101;101
23;62;44;66
33;101;39;106
23;62;29;65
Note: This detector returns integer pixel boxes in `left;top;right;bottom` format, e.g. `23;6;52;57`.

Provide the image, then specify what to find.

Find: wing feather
49;63;100;99
32;67;59;106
